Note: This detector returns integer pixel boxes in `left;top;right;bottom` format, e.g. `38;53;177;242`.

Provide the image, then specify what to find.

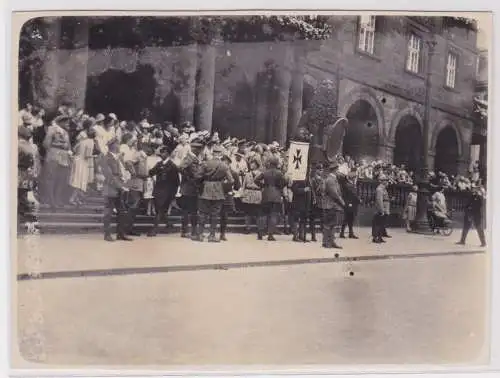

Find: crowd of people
17;102;487;247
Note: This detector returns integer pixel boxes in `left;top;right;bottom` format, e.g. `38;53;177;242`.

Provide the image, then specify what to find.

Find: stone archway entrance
343;99;379;162
85;64;156;121
435;126;460;176
393;115;423;173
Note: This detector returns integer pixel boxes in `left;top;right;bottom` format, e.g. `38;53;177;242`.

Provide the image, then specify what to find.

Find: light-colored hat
95;113;105;122
108;113;118;121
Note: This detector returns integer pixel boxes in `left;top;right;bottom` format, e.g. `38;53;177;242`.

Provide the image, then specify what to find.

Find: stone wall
30;16;477;172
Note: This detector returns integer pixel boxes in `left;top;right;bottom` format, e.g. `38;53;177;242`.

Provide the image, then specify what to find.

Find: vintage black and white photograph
13;11;491;368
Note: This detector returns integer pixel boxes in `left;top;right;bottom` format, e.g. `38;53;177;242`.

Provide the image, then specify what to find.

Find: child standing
144;145;162;216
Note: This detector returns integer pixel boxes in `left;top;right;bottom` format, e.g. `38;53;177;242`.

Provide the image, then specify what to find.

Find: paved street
13;228;489;367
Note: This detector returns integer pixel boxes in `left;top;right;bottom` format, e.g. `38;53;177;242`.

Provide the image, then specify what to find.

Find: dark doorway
435;126;460;176
85;64;156;121
212;80;255;140
393;115;423;173
155;90;181;126
343;100;379;162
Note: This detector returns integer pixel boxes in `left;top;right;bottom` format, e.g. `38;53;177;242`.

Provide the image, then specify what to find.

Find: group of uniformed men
100;134;394;248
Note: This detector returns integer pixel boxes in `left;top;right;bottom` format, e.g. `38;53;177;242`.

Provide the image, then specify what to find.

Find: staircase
33;192;269;235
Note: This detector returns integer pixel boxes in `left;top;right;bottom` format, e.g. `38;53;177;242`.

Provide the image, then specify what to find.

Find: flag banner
287;141;310;181
323;117;348;162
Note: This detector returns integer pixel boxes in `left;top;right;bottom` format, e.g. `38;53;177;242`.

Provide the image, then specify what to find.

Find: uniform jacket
223;168;241;195
101;152;126;198
198;158;233;201
149;159;180;200
43;125;71;167
291;179;312;212
318;173;345;211
375;184;390;214
310;173;324;209
122;147;147;192
180;154;203;197
255;168;287;204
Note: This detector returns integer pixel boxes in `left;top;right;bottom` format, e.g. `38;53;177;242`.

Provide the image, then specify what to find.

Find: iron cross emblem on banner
293;149;302;170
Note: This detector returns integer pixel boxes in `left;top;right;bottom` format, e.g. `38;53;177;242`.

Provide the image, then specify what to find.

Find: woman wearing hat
93;114;116;156
41;115;73;208
403;185;418;232
68;119;96;206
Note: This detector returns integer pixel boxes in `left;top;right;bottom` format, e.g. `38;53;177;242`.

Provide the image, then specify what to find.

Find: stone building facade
22;15;481;176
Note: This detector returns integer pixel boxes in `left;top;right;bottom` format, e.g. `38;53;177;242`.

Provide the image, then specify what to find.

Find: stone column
287;47;305;140
179;43;198;124
196;40;218;132
427;152;435;173
253;69;272;142
38;17;62;112
272;43;294;146
67;18;89;109
457;158;470;176
378;142;394;162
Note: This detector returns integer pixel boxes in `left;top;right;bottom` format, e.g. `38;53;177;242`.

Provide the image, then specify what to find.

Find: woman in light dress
403;185;418;232
68;122;96;206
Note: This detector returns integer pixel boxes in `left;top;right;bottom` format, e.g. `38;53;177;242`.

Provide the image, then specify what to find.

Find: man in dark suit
318;162;345;249
372;175;390;243
255;156;287;241
178;141;204;238
456;185;486;247
339;168;361;239
147;145;180;237
193;145;234;243
100;137;132;242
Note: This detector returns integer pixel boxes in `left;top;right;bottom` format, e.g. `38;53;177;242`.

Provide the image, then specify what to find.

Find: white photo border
2;1;499;377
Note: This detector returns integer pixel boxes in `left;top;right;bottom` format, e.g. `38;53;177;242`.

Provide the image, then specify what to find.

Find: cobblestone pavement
13;228;489;367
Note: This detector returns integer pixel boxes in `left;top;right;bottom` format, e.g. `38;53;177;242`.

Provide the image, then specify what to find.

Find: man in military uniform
372;175;390;243
100;137;131;242
147;145;180;237
290;177;312;243
220;154;241;241
178;141;205;238
319;162;345;249
339;168;361;239
309;163;325;242
456;185;486;247
193;145;234;243
255;156;287;241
